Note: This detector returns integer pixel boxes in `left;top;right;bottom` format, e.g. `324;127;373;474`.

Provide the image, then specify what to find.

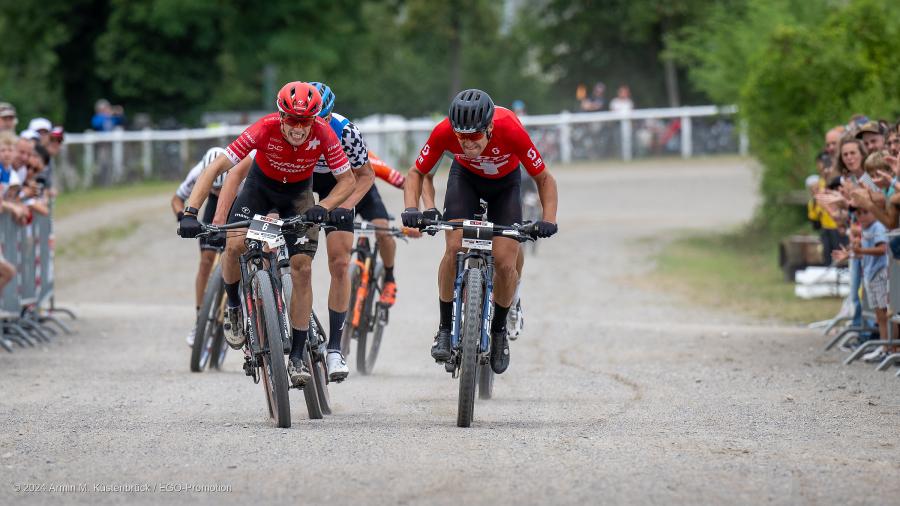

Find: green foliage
670;0;900;234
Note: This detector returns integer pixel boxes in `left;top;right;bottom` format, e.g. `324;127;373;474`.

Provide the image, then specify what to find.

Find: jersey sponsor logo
306;137;321;150
266;140;283;152
492;147;500;155
526;147;538;161
472;159;509;175
242;206;251;214
533;157;544;168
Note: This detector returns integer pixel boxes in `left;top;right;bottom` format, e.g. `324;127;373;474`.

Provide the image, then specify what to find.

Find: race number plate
246;214;285;248
462;219;493;251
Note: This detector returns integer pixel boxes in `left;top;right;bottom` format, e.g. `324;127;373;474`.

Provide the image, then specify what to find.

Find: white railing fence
55;105;746;190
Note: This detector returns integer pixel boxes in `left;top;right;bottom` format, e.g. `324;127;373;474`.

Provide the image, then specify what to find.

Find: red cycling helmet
275;81;322;117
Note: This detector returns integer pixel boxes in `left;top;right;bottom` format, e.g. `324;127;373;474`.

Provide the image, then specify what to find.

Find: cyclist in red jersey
402;89;558;375
179;81;355;386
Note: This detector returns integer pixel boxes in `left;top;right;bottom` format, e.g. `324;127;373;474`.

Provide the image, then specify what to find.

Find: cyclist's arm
404;168;424;209
212;155;253;225
422;170;437;210
405;122;448;209
185;154;232;215
171;194;185;220
532;170;558;223
321;170;355;210
339;161;374;209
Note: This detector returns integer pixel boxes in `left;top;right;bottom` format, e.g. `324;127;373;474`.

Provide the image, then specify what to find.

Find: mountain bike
190;259;230;372
419;218;538;427
181;213;318;428
340;221;409;375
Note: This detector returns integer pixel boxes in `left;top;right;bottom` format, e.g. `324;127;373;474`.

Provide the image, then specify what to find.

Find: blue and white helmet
310;82;335;118
202;147;228;189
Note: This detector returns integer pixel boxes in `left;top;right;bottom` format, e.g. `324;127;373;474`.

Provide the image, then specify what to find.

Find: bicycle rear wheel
457;268;482;428
341;262;362;357
357;262;384;375
190;263;224;372
477;362;494;400
253;270;291;428
310;313;332;415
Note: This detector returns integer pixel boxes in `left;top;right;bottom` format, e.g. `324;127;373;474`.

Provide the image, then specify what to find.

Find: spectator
824;126;844;158
832;206;891;363
47;127;64;157
0;132;21;196
856;120;886;154
579;82;606;112
14;137;34;184
809;155;845;264
511;100;527;117
886;122;900;157
91;98;125;132
609;85;634;113
0;103;17;133
27;118;52;146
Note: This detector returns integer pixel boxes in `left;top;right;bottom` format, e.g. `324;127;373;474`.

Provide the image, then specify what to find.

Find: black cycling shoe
431;328;452;362
490;329;510;374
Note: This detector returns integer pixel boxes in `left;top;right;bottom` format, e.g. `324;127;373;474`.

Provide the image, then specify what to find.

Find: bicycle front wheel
310;314;332;415
190;263;224;372
458;268;482;428
252;270;291;428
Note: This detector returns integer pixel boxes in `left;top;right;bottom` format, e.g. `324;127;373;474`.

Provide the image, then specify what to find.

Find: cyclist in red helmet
179;81;356;386
402;89;558;375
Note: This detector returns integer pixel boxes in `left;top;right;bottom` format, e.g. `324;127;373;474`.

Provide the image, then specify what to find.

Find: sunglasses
280;113;315;128
454;130;486;142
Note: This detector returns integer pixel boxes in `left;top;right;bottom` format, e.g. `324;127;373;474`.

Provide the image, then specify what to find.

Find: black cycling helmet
449;89;495;133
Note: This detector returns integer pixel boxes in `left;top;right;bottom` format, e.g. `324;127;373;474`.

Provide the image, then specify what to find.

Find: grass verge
54;180;177;219
649;227;842;324
56;219;142;258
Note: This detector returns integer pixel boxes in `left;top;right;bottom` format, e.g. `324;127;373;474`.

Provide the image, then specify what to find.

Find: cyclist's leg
315;172;355;351
357;186;397;305
485;171;523;374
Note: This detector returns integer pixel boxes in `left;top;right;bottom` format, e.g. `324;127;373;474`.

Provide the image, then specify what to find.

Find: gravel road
2;157;899;505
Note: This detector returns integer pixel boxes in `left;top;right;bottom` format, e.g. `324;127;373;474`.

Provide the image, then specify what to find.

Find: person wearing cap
47;127;64;157
27;118;52;145
0;103;17;133
856;120;886;154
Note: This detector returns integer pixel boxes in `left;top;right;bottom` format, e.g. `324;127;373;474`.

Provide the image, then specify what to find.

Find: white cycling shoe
326;351;349;382
223;306;246;350
186;328;195;347
507;299;524;340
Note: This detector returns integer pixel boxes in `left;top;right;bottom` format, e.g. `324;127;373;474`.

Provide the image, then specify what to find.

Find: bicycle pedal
444;361;456;374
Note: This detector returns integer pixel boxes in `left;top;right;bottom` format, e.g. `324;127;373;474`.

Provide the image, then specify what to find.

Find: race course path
3;157;899;505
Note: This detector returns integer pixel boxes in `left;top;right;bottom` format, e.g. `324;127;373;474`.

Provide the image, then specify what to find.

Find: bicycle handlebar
354;221;417;238
419;219;538;242
177;214;321;238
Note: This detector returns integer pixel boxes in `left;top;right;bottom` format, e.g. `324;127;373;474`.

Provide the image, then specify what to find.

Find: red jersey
226;113;350;183
413;107;545;179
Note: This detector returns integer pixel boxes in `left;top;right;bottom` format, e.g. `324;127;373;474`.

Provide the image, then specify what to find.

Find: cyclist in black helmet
402;89;559;374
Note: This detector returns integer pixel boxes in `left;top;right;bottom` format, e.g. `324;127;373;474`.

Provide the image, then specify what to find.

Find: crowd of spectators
807;116;900;362
0;101;62;297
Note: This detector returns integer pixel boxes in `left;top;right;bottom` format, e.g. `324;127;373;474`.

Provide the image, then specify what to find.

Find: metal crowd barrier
1;210;74;352
821;230;900;376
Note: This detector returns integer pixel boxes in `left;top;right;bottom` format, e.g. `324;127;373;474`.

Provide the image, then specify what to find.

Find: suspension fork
352;252;371;327
450;251;470;350
480;255;494;354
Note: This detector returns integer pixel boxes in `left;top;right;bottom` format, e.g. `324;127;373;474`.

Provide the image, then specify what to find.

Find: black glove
533;221;558;238
401;207;423;228
176;211;184;222
329;207;354;225
305;204;328;224
206;231;226;249
178;214;202;238
423;207;442;222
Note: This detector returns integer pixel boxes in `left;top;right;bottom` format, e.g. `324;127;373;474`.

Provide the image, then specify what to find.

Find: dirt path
3;157;899;506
